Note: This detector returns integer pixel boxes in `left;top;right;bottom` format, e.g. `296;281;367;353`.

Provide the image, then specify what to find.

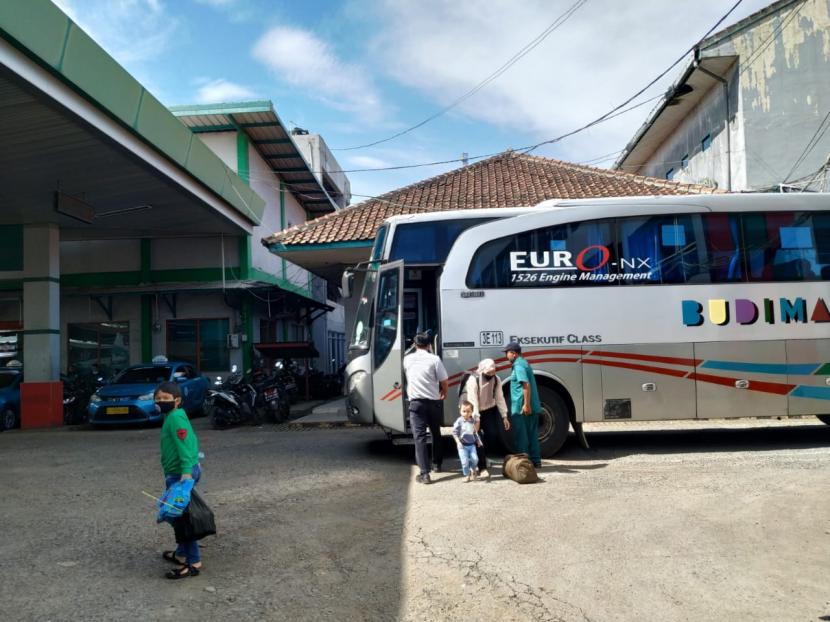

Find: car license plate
107;407;129;415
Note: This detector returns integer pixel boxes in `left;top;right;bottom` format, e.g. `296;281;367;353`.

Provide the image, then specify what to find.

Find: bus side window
742;211;829;282
701;213;743;282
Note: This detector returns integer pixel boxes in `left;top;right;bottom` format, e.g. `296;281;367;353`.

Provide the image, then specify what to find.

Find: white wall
153;236;237;270
637;73;744;191
62;240;140;273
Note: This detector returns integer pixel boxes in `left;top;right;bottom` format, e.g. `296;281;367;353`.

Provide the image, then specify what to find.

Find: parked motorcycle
207;366;260;429
274;360;299;403
61;369;105;425
249;366;290;423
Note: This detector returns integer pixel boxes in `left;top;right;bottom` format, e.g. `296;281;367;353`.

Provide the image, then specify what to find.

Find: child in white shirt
452;401;482;482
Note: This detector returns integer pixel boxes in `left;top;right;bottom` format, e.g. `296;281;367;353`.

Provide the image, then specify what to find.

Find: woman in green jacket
156;381;202;579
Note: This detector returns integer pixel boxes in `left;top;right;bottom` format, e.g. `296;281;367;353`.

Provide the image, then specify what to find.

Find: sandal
165;564;200;580
162;551;186;565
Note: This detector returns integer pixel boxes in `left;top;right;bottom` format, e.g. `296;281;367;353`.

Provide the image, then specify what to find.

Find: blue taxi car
0;367;23;430
88;358;209;426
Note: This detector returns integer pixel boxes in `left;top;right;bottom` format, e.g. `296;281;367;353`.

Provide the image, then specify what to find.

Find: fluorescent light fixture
96;204;153;219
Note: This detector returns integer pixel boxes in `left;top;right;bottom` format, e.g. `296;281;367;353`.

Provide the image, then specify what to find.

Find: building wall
61;291;243;377
637;67;742;190
247;140;311;291
636;0;830;192
62;240;140;273
704;0;830;190
61;294;142;372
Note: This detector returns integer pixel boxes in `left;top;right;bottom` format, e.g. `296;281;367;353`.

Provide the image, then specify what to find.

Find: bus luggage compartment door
372;261;407;431
693;341;788;419
591;344;697;421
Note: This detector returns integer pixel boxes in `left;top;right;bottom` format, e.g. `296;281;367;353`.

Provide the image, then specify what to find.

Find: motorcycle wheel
211;408;231;430
279;399;290;423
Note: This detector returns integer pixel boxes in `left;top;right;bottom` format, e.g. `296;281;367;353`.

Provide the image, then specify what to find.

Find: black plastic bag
173;490;216;543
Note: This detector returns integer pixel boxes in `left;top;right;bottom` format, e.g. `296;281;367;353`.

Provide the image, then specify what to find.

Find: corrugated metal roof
171;101;338;216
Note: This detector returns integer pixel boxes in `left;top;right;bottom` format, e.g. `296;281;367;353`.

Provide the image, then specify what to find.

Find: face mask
156;400;176;414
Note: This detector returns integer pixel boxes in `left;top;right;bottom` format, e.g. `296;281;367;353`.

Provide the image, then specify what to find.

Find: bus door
372;261;407;430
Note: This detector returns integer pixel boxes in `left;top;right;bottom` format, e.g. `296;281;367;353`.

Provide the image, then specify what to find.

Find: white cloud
346;155;393;169
53;0;179;65
369;0;772;162
195;79;258;103
252;26;385;121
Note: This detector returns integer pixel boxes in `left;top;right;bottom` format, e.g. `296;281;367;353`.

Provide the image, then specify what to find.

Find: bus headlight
89;393;102;403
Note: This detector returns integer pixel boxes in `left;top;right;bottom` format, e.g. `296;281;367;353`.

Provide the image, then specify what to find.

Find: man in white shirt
403;332;449;484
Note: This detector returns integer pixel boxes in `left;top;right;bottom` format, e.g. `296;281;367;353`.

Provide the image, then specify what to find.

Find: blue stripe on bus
789;385;830;401
700;361;819;375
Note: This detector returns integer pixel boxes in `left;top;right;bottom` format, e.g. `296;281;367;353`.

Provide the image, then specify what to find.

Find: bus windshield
350;269;377;350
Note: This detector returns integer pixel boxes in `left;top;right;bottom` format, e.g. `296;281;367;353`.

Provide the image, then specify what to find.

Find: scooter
250;368;290;423
207;366;260;429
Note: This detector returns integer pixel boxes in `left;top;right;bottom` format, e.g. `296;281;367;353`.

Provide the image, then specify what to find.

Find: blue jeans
164;464;202;564
457;443;478;476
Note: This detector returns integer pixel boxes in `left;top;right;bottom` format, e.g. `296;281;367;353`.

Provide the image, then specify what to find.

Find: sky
53;0;773;203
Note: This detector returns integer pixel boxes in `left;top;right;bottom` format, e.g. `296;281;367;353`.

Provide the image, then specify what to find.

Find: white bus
342;195;830;456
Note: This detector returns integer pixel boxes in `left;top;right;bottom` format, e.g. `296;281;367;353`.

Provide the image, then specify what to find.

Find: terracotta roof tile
264;151;722;247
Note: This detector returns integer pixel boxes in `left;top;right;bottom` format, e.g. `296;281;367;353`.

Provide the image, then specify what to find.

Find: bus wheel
537;387;570;458
817;415;830;425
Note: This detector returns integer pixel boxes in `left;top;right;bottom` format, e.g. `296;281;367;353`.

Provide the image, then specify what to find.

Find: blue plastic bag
156;479;194;523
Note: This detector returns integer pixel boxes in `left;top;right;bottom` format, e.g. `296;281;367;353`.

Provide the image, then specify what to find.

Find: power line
783;109;830;182
333;0;588;151
527;0;745;156
615;0;806;178
252;93;661;179
268;2;744;176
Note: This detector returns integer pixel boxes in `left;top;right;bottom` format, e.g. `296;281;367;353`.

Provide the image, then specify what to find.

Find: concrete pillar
21;224;63;427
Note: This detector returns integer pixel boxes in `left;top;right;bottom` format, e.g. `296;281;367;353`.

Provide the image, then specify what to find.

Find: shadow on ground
556;421;830;462
0;422;410;622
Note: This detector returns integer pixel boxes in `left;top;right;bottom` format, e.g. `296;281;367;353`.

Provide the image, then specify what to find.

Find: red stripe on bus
380;388;398;401
585;350;700;367
446;358;580;388
582;358;689;378
688;372;795;395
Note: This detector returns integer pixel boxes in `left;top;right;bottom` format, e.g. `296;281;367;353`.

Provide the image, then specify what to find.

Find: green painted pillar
236;131;250;184
141;295;153;361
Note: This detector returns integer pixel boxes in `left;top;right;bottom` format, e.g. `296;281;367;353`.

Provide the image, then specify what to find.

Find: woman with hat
461;358;510;480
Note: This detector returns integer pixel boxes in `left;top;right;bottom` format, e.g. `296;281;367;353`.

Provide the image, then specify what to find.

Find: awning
254;341;320;359
0;3;264;238
614;55;738;172
171;101;340;216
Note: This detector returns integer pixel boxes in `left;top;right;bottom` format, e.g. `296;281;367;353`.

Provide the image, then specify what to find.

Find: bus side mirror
341;270;354;299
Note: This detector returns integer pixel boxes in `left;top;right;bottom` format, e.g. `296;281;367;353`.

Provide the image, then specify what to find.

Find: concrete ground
0;417;828;621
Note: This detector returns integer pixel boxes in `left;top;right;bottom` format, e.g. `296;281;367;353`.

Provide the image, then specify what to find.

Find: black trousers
476;407;500;470
409;399;443;475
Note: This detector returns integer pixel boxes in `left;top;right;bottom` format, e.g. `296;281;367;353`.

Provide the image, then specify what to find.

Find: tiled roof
264;151;722;246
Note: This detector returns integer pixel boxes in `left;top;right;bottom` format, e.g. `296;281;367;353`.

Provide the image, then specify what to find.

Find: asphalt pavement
0;416;828;622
